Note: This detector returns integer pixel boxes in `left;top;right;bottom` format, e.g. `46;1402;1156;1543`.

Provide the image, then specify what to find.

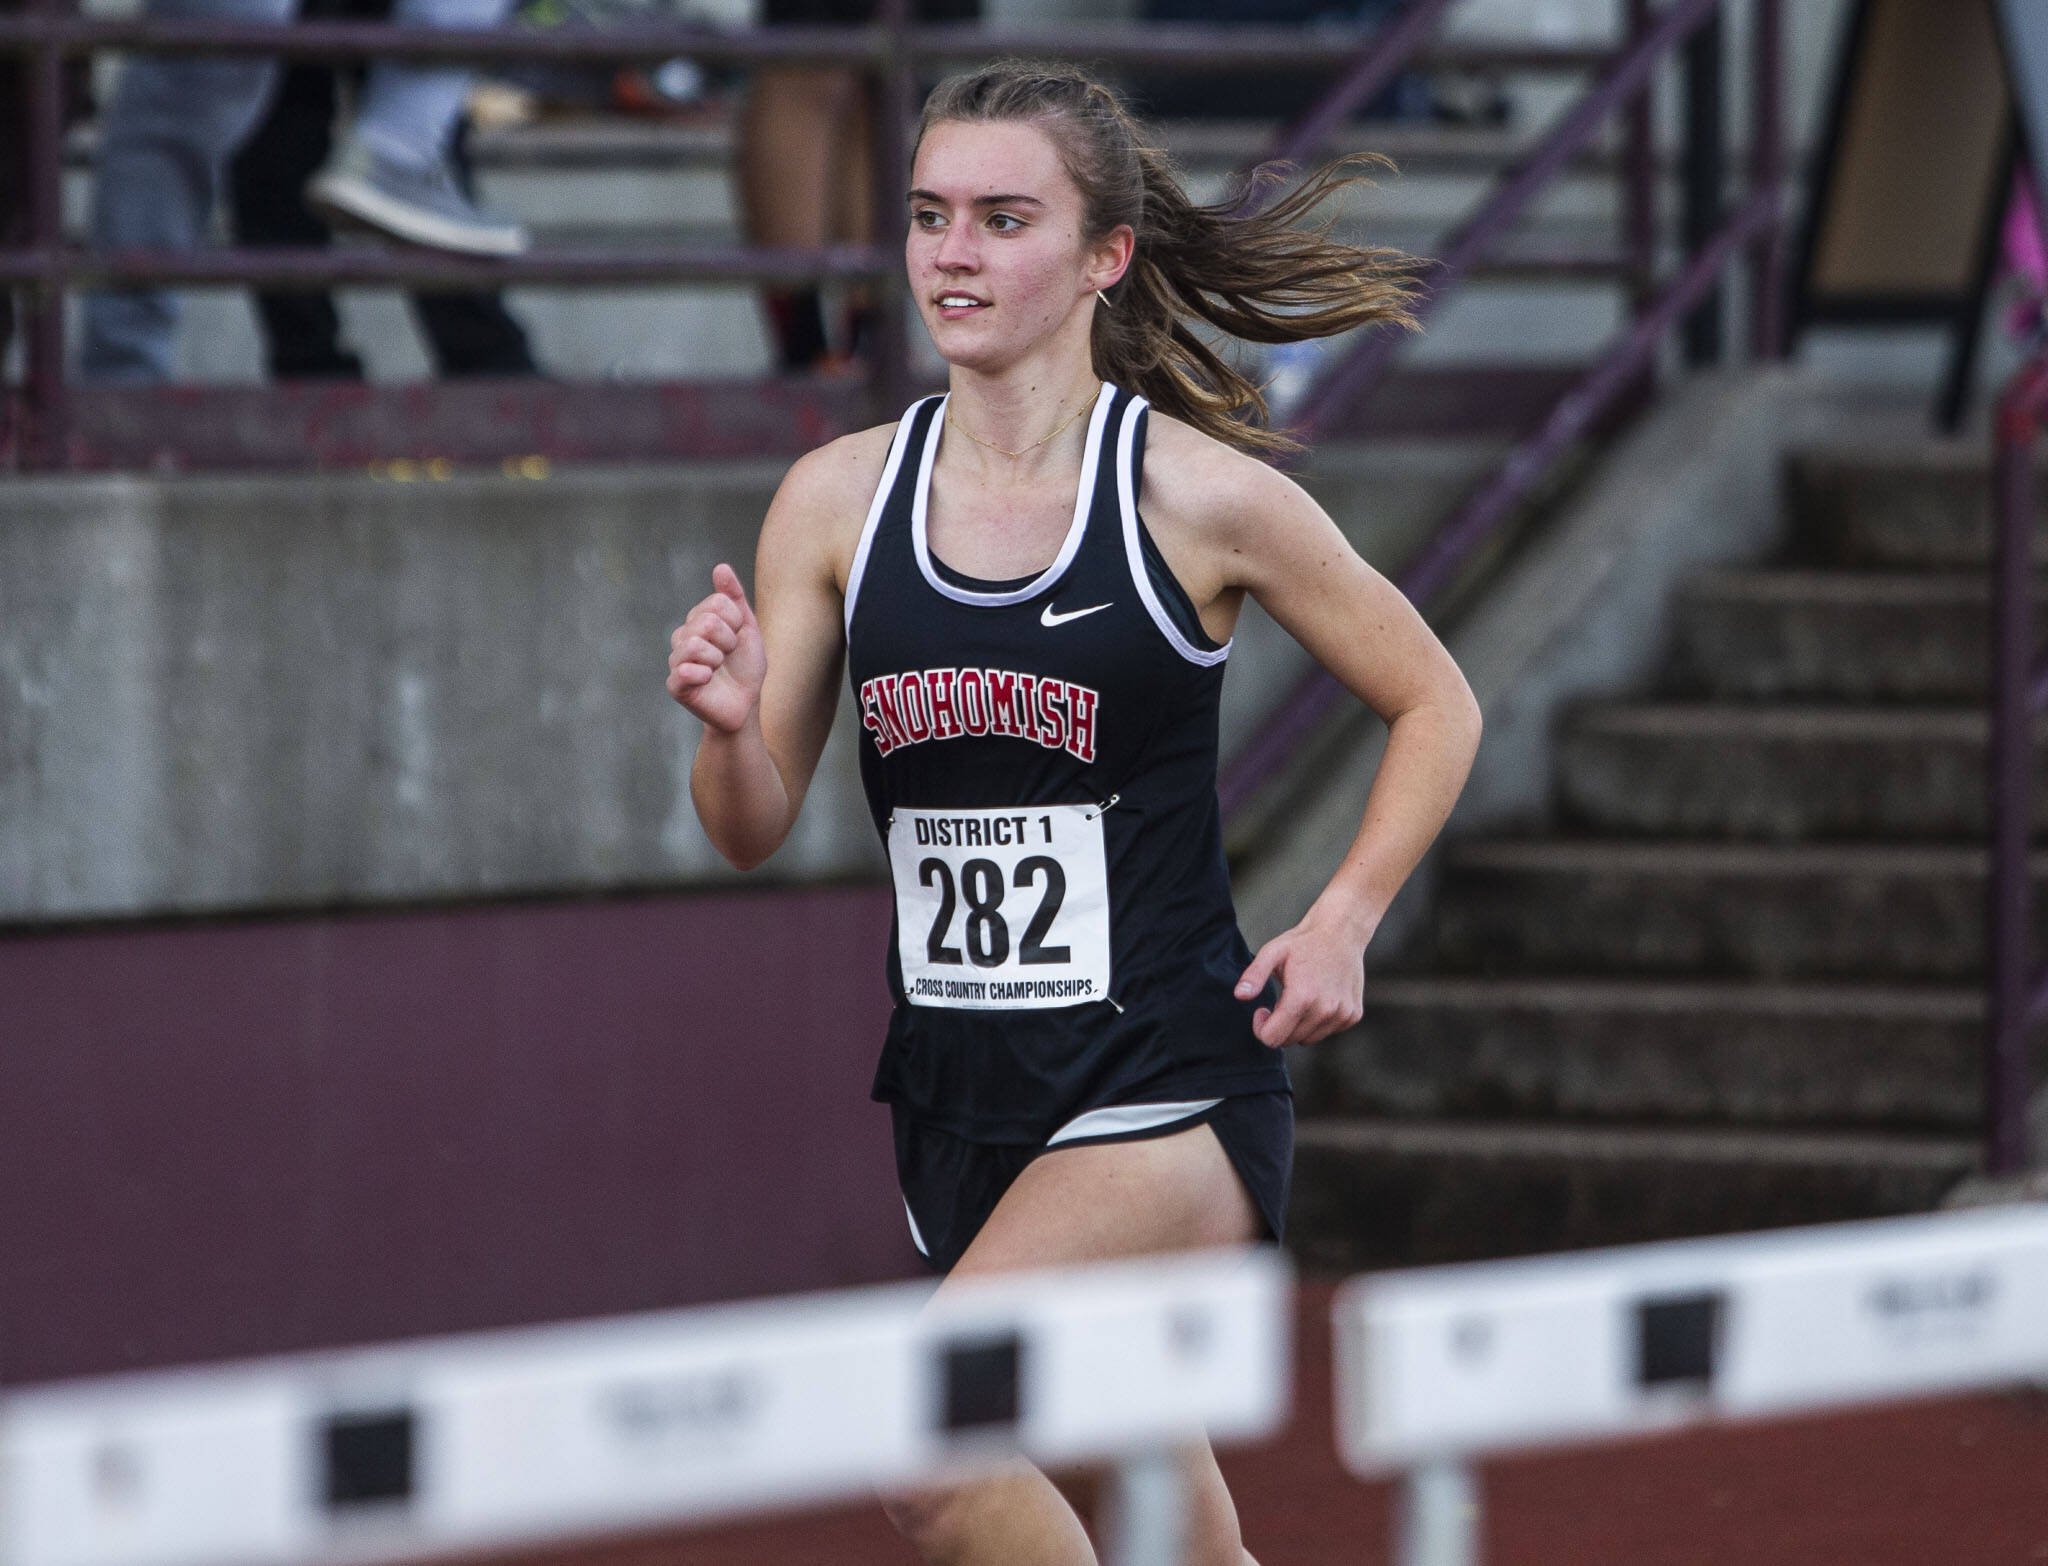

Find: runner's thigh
947;1122;1260;1282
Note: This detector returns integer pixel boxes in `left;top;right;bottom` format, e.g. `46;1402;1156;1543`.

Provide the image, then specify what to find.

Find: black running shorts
892;1091;1294;1273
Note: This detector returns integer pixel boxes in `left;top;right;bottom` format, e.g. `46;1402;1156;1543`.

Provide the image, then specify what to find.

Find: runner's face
907;120;1119;373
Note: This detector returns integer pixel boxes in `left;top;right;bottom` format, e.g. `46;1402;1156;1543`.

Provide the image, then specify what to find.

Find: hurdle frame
1335;1206;2048;1566
0;1249;1290;1566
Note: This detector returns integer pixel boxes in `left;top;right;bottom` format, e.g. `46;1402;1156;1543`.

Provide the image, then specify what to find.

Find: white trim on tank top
910;381;1119;608
842;394;933;640
1115;395;1232;668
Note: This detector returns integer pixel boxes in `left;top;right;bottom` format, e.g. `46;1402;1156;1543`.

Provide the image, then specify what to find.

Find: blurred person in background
228;0;536;380
738;0;980;374
672;60;1475;1564
81;0;529;383
1133;0;1504;126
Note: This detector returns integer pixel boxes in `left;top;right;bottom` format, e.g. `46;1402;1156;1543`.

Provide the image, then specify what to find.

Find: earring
1096;288;1113;309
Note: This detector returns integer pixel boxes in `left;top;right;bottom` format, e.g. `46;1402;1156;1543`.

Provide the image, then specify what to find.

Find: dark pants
1132;0;1426;122
228;51;534;378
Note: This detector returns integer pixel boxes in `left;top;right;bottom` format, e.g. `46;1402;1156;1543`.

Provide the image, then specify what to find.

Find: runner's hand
1234;920;1366;1048
667;563;767;733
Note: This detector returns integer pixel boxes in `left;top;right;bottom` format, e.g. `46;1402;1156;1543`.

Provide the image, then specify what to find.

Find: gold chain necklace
944;388;1098;459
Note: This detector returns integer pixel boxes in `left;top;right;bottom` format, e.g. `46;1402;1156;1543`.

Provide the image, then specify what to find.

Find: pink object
2006;169;2048;291
2003;168;2048;340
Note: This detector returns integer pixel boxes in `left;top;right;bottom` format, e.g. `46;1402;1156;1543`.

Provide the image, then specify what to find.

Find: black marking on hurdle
937;1332;1024;1434
321;1408;416;1507
1634;1293;1724;1391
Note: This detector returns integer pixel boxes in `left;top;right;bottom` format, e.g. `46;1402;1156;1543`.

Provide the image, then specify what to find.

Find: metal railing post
22;0;68;469
1618;0;1661;438
1747;0;1786;360
1621;0;1656;312
869;0;912;419
1100;1446;1189;1566
1622;0;1654;315
1396;1457;1481;1566
1988;361;2046;1176
1681;6;1724;364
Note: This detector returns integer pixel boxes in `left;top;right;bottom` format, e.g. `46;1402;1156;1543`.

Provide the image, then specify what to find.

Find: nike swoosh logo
1041;601;1112;628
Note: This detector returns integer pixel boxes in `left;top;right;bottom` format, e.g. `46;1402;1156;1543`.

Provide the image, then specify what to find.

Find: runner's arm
672;442;864;870
1150;432;1483;1046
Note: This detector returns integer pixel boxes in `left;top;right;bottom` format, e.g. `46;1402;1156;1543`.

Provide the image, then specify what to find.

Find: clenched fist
666;562;768;733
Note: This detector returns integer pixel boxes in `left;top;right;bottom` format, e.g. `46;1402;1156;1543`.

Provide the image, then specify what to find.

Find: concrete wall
0;441;1501;924
0;463;859;919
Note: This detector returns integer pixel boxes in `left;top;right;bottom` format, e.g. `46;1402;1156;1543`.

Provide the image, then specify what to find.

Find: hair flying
916;59;1423;456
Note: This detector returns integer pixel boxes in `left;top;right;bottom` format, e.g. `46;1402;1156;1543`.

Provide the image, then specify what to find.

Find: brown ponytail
916;59;1421;456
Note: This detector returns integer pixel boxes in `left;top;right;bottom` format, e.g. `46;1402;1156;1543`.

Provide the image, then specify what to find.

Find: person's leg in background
80;0;291;383
407;114;536;373
738;0;978;373
230;59;364;378
305;0;528;256
231;50;535;377
736;47;858;371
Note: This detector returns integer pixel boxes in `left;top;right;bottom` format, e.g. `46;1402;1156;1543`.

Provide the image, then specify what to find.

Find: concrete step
1788;444;2048;569
1556;704;2039;840
1286;1118;1977;1270
1666;569;2030;702
1298;976;1998;1129
1431;839;2048;980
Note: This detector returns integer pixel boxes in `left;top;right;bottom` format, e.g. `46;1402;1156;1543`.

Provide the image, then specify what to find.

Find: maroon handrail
0;7;1610;470
1245;0;1460;195
1988;349;2048;1175
1292;0;1737;444
1218;0;1786;822
1218;186;1780;821
0;14;1608;71
0;243;896;289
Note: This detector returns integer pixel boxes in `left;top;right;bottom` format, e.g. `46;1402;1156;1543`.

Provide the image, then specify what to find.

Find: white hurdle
1333;1206;2048;1566
0;1249;1290;1566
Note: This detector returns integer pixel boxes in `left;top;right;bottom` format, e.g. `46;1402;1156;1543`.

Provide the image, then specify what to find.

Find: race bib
887;803;1112;1010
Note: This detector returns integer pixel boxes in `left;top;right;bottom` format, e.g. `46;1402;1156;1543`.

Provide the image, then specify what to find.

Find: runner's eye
912;209;945;231
987;213;1025;234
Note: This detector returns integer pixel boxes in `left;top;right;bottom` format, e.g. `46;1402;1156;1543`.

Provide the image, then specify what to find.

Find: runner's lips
934;293;989;315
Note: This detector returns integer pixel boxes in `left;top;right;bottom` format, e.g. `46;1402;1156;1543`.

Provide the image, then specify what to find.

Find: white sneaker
306;137;529;258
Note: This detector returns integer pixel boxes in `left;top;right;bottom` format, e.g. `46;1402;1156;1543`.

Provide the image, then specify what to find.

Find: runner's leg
882;1123;1263;1566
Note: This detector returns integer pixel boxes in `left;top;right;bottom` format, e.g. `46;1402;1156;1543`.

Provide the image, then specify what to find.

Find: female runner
668;60;1481;1566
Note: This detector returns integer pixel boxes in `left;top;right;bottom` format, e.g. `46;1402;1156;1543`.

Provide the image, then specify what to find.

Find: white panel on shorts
902;1195;930;1257
1045;1099;1223;1147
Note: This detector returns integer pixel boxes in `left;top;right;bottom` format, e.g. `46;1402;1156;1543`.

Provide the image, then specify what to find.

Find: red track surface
489;1283;2048;1566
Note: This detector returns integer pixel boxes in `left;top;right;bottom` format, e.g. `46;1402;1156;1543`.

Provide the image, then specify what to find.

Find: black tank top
844;383;1289;1143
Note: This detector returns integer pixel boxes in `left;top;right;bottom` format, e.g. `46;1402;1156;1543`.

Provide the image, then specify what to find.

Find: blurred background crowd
3;0;1875;395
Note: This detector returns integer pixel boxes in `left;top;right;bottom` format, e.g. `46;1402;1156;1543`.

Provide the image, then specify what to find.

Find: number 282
918;856;1069;968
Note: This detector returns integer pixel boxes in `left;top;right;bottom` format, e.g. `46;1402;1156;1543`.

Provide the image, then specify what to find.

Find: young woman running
668;60;1481;1566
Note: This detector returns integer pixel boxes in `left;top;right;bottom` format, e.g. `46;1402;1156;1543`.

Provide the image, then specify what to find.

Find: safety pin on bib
1084;793;1121;822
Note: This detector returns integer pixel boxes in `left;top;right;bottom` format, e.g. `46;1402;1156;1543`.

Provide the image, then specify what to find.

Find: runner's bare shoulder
765;423;903;591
